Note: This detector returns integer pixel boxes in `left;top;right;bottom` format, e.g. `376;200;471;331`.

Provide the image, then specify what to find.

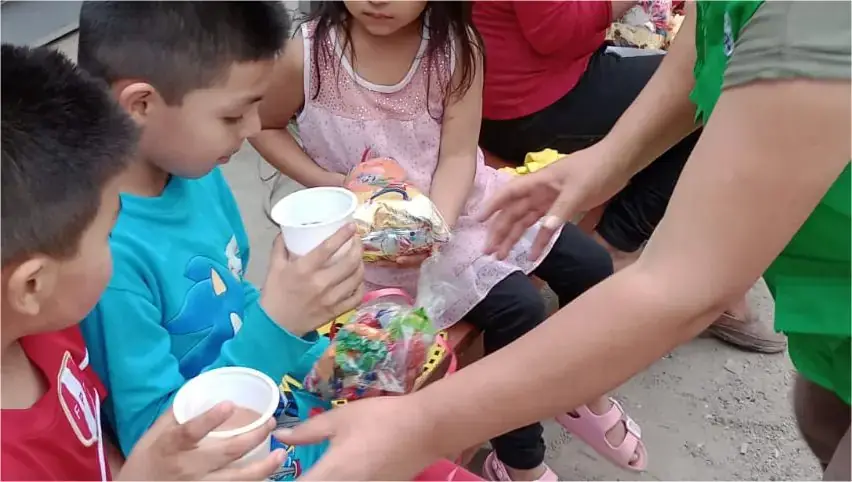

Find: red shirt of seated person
473;1;615;121
1;328;111;481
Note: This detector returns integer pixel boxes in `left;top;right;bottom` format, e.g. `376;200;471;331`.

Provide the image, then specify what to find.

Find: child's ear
114;81;161;125
6;257;58;317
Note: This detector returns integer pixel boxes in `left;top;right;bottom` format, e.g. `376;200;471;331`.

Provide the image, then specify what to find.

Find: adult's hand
477;143;628;260
275;396;439;480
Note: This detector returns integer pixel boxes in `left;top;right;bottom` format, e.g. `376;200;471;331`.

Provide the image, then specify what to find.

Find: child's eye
223;116;243;125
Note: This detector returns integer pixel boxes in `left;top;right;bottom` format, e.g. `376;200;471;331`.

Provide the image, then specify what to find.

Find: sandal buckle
624;415;642;438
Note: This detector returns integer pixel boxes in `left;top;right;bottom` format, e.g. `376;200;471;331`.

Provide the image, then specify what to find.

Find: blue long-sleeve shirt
81;168;328;478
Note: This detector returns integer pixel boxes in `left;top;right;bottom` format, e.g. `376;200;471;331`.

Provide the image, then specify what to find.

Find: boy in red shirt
0;44;286;481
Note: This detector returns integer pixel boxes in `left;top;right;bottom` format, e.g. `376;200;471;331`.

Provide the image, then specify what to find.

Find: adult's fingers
495;210;544;261
475;176;530;223
303;223;357;268
172;402;236;448
483;197;536;256
274;411;336;447
274;418;341;480
295;452;354;481
206;449;285;481
200;418;277;470
529;187;585;259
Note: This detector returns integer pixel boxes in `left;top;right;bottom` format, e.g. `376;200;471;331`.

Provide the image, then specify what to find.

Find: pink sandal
482;452;558;481
555;399;648;472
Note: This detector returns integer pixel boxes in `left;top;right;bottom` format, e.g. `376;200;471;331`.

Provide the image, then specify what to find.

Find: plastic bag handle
369;185;410;202
361;288;416;306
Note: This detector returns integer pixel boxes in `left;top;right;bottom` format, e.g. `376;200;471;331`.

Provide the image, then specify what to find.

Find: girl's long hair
304;1;484;118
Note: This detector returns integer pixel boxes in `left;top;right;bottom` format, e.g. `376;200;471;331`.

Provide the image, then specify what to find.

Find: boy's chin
172;162;223;179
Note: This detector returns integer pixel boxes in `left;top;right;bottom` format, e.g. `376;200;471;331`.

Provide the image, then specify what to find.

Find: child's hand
118;402;283;481
375;254;430;269
260;224;365;336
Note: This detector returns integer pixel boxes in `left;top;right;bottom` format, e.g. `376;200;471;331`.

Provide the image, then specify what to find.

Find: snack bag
344;149;450;262
304;289;437;402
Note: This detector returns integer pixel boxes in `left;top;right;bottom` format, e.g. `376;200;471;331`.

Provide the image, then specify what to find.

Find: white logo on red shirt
57;351;99;447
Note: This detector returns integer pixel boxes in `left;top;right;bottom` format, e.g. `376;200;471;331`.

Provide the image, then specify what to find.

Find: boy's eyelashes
222;115;244;125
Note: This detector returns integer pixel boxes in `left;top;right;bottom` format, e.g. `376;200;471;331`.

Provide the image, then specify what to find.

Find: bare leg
824;426;851;481
794;374;852;479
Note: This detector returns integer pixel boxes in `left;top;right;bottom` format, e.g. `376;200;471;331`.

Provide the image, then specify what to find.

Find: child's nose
367;1;390;7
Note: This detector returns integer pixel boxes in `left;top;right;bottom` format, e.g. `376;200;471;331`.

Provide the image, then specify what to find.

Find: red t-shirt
473;1;613;120
1;327;111;481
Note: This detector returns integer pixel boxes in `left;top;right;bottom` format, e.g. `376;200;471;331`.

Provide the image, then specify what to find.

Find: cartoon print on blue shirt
225;235;244;280
165;255;244;378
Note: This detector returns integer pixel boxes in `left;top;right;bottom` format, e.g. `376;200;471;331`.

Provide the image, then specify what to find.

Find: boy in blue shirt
78;2;365;478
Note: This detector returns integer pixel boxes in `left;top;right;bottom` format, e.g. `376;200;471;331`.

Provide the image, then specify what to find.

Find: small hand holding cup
119;401;281;480
260;226;365;337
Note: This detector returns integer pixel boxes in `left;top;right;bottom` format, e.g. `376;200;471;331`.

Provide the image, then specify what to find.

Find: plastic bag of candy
304;288;437;401
344;148;451;262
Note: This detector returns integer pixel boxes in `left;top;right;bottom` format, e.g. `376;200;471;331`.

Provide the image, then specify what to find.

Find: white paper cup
270;187;358;258
172;367;279;466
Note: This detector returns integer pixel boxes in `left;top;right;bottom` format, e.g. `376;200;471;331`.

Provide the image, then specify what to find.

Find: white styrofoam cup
270;187;358;258
172;367;279;466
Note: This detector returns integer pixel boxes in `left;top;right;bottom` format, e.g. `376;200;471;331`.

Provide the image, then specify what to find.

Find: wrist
259;295;308;337
405;390;453;459
593;137;641;182
325;172;346;187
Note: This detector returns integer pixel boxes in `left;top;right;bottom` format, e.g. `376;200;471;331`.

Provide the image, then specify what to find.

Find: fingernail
542;215;562;230
271;449;286;463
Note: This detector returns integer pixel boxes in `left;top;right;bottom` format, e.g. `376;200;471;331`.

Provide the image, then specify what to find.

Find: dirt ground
220;149;822;481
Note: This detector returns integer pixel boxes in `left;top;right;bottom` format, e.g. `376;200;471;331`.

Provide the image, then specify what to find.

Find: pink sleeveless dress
296;21;559;329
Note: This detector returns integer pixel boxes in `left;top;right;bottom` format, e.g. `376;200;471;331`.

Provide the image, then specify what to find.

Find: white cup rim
173;367;279;439
270;187;358;230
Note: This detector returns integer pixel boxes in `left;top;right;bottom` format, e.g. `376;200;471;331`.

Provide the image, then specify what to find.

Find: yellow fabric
498;149;565;176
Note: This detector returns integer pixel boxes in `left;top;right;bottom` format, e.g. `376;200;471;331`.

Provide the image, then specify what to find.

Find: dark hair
1;45;138;266
78;1;291;104
306;1;484;116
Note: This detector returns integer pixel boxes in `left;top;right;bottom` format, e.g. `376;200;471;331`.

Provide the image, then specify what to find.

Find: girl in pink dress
251;1;646;479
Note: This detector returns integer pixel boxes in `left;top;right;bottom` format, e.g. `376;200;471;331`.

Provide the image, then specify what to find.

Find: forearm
429;156;475;228
250;129;345;188
598;2;699;178
416;77;852;459
415;265;719;457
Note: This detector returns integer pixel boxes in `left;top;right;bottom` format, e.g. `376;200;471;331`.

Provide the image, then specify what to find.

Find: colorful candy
345;149;451;262
304;289;437;401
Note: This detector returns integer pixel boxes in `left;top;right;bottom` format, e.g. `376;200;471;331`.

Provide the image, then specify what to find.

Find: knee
581;241;615;287
503;290;548;334
486;286;548;341
557;239;614;296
